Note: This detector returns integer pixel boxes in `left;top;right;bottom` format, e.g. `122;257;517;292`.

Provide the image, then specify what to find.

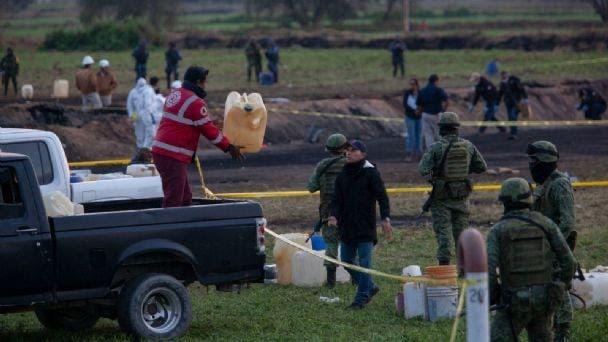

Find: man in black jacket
469;72;506;134
498;71;528;140
329;140;393;310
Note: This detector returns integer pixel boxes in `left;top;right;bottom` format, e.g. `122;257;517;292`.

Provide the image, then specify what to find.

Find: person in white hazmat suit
127;78;157;163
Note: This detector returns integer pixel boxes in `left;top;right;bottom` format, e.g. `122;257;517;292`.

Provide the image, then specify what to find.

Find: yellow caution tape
270;108;608;127
68;158;131;167
450;283;468;342
265;227;464;286
217;180;608;198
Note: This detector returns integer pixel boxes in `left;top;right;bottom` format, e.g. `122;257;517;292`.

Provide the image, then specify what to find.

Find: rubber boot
438;259;450;266
326;268;336;289
554;323;570;342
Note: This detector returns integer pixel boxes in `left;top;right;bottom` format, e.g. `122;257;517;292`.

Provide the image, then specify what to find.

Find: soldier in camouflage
418;112;487;265
307;133;348;288
488;177;575;342
527;141;576;342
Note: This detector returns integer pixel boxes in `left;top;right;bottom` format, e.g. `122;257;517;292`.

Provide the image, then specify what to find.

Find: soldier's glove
226;144;245;162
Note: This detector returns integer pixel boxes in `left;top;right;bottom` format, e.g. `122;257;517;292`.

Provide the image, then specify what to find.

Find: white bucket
21;84;34;99
426;285;458;321
403;282;426;319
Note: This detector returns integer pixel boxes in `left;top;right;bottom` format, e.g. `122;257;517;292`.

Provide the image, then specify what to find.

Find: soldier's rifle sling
420;141;454;215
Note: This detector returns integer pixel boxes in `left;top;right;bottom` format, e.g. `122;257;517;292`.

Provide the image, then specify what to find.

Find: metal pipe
457;228;489;342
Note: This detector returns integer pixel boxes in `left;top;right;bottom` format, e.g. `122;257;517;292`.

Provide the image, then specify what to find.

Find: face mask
529;161;556;184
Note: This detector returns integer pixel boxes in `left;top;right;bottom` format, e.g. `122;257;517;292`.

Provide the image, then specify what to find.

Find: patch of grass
0;188;606;340
12;48;608;99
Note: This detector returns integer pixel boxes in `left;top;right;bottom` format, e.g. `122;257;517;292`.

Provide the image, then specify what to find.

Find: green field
1;189;607;341
10;48;608;100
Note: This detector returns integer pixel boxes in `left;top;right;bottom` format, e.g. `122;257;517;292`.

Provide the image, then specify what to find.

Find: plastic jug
21;85;33;99
126;164;158;177
310;235;326;251
223;92;267;153
53;79;69;99
572;272;608;308
272;233;310;285
43;191;75;216
402;265;426;319
291;250;326;287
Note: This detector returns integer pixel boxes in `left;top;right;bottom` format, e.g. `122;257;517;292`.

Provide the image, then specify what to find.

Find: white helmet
82;55;94;66
99;59;110;68
171;80;182;89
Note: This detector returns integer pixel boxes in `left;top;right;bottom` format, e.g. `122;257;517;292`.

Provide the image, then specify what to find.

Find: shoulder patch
200;105;208;116
165;91;181;108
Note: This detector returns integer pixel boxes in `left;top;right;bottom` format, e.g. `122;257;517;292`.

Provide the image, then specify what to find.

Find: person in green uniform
488;177;575;342
527;141;576;341
307;133;348;288
418;112;487;265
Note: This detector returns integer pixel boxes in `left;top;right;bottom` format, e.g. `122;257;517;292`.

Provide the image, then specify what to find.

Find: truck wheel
35;306;100;331
117;273;192;339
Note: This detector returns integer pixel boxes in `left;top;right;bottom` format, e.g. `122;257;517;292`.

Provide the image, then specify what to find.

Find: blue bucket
311;235;326;251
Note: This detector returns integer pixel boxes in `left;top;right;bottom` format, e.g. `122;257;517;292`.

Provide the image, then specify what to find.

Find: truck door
0;162;53;305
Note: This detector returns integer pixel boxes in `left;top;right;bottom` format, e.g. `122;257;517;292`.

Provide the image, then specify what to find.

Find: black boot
326;268;336;289
438;259;450;266
554;323;570;342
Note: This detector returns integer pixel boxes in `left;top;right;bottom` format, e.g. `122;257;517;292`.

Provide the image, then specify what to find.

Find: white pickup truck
0;128;163;203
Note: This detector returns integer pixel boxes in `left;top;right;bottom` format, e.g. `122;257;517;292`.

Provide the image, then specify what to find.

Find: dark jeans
405;116;422;155
165;66;179;89
268;62;278;83
2;74;17;96
340;241;376;305
247;62;261;82
479;102;505;133
585;102;607;120
153;152;192;208
392;61;404;77
506;103;519;135
135;63;147;81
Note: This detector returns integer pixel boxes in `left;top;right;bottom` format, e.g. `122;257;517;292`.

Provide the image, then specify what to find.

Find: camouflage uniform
533;170;575;340
487;210;574;341
418;114;487;264
488;209;575;342
307;155;346;269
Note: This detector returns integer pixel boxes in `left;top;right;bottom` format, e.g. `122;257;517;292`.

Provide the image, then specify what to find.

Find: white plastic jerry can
223;91;267;153
53;79;69;99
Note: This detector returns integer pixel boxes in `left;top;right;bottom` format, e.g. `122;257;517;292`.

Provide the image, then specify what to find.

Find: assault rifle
418;141;453;218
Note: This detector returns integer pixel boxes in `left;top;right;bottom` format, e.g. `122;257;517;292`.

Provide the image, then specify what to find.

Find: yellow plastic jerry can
223;92;267;153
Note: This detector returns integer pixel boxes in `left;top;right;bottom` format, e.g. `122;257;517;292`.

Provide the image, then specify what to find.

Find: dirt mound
0;103;135;161
178;29;607;51
1;80;605;161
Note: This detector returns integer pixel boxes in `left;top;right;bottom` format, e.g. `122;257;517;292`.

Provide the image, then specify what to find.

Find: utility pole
402;0;411;34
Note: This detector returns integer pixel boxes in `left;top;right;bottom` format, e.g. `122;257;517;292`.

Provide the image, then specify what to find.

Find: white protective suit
126;78;157;149
153;93;165;136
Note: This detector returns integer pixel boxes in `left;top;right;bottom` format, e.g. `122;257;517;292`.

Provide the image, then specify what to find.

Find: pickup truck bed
48;198;265;301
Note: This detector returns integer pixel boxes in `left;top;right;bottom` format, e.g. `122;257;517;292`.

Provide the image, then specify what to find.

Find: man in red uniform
152;66;243;207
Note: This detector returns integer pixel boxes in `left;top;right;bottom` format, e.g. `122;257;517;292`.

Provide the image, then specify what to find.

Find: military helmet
325;133;348;151
438;112;460;127
498;177;533;205
526;141;559;163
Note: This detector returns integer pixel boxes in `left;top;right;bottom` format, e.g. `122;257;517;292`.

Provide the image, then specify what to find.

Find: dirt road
191;125;608;193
